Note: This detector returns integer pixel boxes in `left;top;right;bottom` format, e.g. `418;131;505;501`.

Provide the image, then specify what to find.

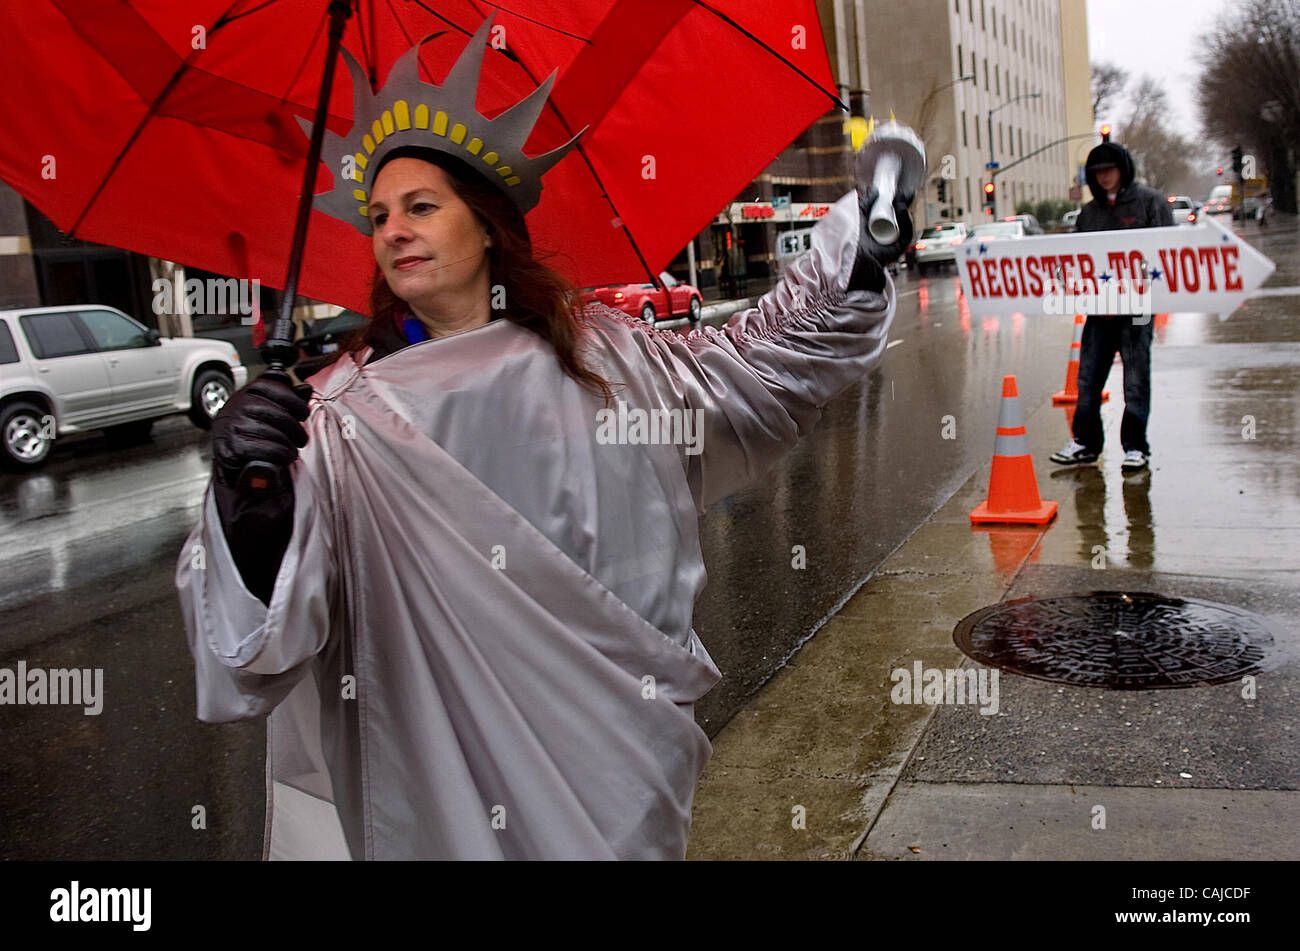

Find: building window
969;0;974;22
993;6;997;37
962;111;968;147
975;122;981;150
1019;127;1024;155
972;51;977;75
1003;13;1008;43
981;0;986;30
984;57;989;90
966;177;972;215
999;123;1003;153
958;43;963;74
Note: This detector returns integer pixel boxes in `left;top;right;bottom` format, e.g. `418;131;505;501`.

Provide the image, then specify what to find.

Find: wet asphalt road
2;223;1290;859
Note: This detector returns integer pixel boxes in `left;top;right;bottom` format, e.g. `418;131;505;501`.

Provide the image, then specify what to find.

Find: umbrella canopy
0;0;838;313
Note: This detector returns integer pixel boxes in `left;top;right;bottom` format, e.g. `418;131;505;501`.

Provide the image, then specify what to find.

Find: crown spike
492;68;558;154
339;46;372;104
383;32;441;91
438;15;497;112
527;127;587;178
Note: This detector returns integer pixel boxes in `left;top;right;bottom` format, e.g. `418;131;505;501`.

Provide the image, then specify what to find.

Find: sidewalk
687;296;1300;859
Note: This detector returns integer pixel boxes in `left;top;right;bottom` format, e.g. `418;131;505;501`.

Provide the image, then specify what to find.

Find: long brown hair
342;149;614;403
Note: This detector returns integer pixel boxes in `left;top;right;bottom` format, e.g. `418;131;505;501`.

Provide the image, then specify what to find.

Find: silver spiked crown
298;14;584;234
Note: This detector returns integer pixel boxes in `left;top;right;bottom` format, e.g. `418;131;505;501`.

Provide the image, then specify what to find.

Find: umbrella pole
261;0;354;373
236;0;351;496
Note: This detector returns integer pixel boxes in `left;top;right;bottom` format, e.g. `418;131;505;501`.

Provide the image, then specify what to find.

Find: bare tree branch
1092;61;1128;117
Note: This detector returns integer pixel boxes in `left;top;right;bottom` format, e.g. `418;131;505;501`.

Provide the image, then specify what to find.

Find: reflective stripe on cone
971;375;1058;525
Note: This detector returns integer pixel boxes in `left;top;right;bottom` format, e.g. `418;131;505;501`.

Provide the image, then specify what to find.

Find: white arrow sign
955;217;1275;318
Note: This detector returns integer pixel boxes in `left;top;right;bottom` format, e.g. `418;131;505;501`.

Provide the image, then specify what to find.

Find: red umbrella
0;0;839;317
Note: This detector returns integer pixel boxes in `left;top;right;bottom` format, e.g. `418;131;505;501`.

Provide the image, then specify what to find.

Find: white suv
911;223;970;275
0;305;247;470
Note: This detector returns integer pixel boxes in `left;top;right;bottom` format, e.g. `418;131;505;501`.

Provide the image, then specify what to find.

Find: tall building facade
860;0;1088;228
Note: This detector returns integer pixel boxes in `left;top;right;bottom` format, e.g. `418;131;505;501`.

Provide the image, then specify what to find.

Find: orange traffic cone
970;376;1058;525
1052;314;1109;404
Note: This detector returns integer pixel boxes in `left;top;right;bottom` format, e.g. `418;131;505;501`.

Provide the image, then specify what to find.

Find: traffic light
938;180;948;203
1231;146;1244;177
1216;167;1224;176
983;181;995;204
1100;124;1111;142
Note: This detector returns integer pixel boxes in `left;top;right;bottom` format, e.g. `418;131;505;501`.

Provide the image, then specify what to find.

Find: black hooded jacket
1076;142;1173;232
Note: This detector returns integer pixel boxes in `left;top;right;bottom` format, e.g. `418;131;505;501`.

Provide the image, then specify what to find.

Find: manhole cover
953;592;1274;689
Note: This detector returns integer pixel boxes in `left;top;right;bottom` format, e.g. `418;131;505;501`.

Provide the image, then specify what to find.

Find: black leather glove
210;371;311;605
849;185;914;293
211;371;311;492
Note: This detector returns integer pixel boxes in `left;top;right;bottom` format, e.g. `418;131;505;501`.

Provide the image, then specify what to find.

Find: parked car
294;309;369;378
1004;214;1044;235
0;305;246;470
968;221;1027;242
910;222;970;274
581;271;702;324
1166;195;1199;226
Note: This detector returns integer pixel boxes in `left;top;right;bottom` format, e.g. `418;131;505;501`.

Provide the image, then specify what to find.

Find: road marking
1249;285;1300;298
898;288;920;297
886;339;904;349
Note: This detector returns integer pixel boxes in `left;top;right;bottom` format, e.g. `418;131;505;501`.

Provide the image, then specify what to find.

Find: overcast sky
1087;0;1227;133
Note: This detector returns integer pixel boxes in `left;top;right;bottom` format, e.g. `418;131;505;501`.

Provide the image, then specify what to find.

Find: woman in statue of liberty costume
176;18;913;860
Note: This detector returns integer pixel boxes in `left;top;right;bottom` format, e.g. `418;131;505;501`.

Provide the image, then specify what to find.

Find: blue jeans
1072;315;1152;455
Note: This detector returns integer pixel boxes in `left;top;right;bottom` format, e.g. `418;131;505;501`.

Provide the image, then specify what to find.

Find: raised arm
588;186;907;511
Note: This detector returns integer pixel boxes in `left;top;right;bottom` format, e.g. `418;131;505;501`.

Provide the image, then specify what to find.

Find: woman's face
369;158;492;310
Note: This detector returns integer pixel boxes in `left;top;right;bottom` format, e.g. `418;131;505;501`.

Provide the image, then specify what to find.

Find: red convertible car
581;271;703;324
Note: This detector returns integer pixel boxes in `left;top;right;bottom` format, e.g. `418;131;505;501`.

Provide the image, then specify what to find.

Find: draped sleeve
584;188;895;511
175;408;340;722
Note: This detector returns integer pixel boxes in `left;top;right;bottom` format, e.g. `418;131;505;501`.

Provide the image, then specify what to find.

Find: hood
161;335;238;357
1084;142;1135;200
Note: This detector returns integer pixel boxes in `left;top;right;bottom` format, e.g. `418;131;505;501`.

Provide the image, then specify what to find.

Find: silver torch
855;120;927;246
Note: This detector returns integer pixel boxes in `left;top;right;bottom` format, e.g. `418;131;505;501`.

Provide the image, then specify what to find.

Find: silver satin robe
176;190;896;859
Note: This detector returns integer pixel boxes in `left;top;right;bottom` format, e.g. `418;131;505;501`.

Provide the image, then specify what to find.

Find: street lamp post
940;72;978;95
919;73;975;223
986;92;1041;217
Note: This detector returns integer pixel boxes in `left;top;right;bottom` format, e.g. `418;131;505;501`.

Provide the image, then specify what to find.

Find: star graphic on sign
979;243;989;255
1149;267;1163;281
1100;272;1113;283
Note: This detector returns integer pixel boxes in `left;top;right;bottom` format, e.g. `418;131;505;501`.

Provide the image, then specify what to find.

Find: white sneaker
1121;450;1149;472
1050;438;1099;465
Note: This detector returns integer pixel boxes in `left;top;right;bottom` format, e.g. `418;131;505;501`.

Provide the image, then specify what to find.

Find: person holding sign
1050;140;1173;473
